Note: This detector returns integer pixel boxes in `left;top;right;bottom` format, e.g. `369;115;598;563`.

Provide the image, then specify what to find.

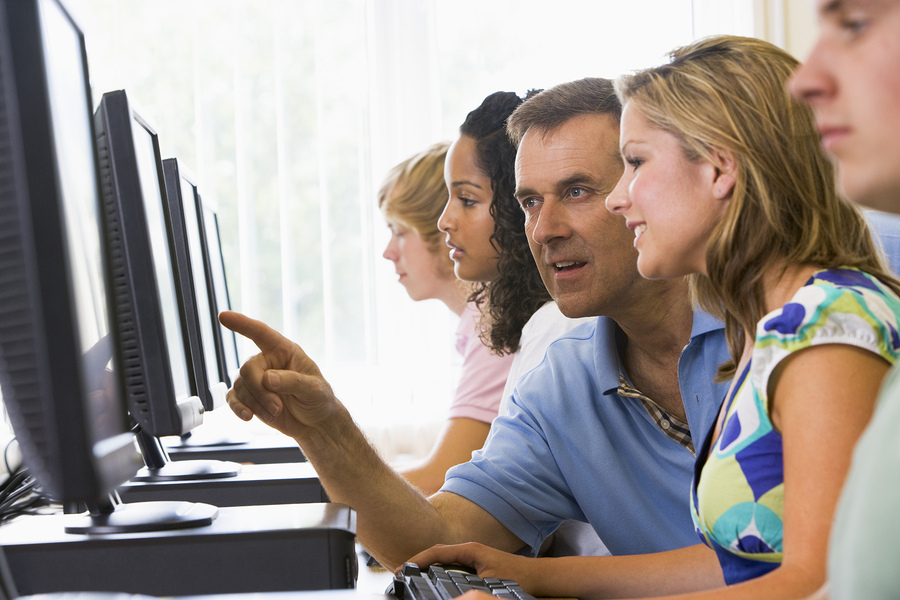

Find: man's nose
531;199;569;245
787;41;834;106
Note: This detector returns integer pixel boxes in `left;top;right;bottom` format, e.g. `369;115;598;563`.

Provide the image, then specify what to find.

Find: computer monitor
94;89;239;481
161;158;229;403
203;202;242;384
0;0;216;533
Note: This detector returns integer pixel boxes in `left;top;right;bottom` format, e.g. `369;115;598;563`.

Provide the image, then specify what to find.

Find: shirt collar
690;307;724;338
594;317;626;396
597;308;725;398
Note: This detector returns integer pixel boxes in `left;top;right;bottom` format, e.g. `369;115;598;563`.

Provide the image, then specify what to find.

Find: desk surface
355;546;394;596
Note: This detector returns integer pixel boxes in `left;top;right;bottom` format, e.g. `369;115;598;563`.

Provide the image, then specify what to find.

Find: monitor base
132;459;240;482
64;500;217;534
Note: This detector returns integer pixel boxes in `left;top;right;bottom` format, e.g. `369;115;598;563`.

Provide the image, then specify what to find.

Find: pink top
448;303;515;423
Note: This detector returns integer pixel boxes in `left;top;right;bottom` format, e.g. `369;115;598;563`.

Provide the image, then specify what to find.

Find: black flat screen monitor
161;158;228;405
203;202;242;384
0;0;216;533
94;89;239;482
94;90;204;436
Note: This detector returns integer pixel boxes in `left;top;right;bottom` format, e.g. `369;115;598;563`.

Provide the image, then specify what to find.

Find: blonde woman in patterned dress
603;35;900;598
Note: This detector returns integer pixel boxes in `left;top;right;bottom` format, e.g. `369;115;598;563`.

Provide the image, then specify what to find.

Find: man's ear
711;147;737;200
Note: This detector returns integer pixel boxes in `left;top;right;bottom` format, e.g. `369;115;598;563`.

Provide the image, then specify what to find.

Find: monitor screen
0;0;141;506
203;204;241;382
161;158;227;408
41;0;142;481
132;122;191;403
182;178;220;387
42;0;106;355
41;0;128;449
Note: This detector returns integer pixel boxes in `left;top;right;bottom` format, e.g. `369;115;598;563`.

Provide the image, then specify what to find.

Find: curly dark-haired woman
439;91;591;412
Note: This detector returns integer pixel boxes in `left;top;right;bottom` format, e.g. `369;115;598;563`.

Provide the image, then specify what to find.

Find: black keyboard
388;562;537;600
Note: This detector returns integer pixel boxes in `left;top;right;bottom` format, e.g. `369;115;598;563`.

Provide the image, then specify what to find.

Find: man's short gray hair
506;77;622;147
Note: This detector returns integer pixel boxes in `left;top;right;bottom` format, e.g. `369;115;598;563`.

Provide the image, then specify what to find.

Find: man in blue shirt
221;78;730;582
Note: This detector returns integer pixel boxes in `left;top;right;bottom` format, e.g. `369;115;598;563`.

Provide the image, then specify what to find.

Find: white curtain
64;0;759;456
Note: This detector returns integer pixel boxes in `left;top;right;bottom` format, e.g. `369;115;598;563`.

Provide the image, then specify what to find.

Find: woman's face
438;135;500;282
605;103;732;279
382;184;455;302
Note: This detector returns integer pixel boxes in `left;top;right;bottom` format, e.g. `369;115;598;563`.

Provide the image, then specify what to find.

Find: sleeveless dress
691;268;900;584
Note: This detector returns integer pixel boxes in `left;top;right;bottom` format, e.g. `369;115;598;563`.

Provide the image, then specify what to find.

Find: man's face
789;0;900;212
514;113;639;319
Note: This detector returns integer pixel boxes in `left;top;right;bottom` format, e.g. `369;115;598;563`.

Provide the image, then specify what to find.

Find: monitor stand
178;427;251;446
162;420;306;465
132;429;240;482
63;493;218;535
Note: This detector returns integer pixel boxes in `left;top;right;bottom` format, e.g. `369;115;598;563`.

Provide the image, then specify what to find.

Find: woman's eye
627;157;644;170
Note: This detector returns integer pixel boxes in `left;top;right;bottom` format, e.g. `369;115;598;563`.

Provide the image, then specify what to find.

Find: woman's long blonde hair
616;35;900;380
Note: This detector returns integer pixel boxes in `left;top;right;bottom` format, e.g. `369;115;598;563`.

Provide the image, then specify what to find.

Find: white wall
693;0;818;61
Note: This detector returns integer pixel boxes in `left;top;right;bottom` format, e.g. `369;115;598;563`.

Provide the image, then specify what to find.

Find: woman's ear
711;147;737;200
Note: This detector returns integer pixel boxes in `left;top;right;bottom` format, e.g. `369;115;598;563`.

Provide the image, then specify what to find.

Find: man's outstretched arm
218;310;523;568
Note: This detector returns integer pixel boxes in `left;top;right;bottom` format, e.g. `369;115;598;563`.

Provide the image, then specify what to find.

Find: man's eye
837;12;871;37
570;187;585;198
520;198;538;209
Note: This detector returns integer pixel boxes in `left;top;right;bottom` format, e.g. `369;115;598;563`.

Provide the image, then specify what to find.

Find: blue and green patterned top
691;268;900;585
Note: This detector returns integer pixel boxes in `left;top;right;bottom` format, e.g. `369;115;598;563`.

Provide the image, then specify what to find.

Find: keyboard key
457;584;492;595
434;578;462;598
409;576;439;600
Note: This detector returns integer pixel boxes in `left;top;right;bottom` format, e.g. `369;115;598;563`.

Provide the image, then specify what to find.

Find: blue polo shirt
865;209;900;273
442;310;729;556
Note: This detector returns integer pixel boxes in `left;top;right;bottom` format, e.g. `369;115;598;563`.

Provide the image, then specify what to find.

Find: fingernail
266;401;280;416
267;371;281;389
240;409;252;421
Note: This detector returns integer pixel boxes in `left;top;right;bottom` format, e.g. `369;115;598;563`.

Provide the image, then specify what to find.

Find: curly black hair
460;91;551;355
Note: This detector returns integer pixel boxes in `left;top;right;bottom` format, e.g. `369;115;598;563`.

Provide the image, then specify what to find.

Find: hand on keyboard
403;542;536;594
387;562;536;600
